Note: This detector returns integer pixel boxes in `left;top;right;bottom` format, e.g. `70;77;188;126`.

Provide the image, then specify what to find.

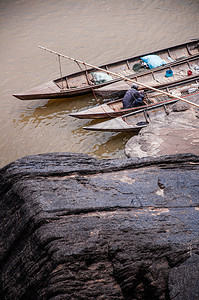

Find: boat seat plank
128;59;140;70
117;69;135;76
109;101;123;111
57;79;68;89
67;74;90;89
137;73;154;84
188;44;199;55
125;106;166;125
169;46;190;60
154;50;174;63
108;63;132;74
126;60;131;69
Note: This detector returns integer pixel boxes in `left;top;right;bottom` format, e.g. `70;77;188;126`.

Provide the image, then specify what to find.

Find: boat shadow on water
14;94;100;126
87;131;137;159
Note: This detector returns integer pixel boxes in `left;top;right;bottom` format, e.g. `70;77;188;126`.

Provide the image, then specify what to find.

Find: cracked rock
0;152;199;299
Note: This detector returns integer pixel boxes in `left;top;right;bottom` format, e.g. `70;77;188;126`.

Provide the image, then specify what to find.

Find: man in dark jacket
122;84;145;109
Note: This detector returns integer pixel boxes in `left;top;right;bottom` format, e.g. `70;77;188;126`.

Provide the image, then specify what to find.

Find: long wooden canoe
83;102;176;132
95;55;199;98
83;91;199;132
13;40;199;100
70;76;199;119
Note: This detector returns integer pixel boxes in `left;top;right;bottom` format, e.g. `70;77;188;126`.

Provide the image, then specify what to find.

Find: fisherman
122;84;145;109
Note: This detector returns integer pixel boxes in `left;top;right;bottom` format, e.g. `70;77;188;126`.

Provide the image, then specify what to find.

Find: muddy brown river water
0;0;199;167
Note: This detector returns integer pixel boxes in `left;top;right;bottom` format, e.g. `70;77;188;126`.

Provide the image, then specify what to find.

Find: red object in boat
187;70;193;76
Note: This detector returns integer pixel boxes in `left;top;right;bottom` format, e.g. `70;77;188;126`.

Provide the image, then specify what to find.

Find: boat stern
83;117;147;132
13;81;61;100
69;103;114;119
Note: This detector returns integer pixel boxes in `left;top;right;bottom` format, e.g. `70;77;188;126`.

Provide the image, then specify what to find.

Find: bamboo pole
57;55;64;90
38;45;199;108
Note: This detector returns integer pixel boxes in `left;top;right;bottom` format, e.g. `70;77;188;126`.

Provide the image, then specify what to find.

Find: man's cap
131;84;138;89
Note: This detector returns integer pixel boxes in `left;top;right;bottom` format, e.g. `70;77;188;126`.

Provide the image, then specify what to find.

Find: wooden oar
38;46;199;108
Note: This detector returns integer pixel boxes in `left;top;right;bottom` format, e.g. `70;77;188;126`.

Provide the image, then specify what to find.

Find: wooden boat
70;76;199;119
95;55;199;98
83;102;176;132
13;40;199;100
83;90;199;132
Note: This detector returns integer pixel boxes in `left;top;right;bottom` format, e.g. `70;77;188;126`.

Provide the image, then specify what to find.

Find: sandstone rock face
0;153;199;299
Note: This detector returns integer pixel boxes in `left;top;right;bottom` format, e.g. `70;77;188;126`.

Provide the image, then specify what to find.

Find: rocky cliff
0;153;199;299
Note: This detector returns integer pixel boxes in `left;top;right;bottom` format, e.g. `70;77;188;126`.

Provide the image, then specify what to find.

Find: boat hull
83;118;148;132
83;102;174;132
13;81;111;100
70;76;199;119
13;40;199;100
96;57;199;98
70;100;174;119
83;92;199;132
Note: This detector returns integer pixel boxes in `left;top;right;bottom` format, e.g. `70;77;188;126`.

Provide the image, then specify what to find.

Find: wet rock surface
0;152;199;299
125;94;199;158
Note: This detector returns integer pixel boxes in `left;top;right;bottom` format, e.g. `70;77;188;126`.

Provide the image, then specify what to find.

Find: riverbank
125;93;199;158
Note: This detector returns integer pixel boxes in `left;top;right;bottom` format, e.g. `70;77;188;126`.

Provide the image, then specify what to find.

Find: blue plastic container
165;70;173;77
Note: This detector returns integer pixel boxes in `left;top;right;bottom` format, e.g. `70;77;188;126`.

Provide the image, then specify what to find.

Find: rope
83;64;115;118
57;55;63;90
75;60;83;71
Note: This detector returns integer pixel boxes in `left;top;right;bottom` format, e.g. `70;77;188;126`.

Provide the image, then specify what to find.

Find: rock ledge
0;152;199;299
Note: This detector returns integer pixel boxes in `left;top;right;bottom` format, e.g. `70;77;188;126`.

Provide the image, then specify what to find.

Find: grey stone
125;94;199;158
171;102;190;112
168;254;199;300
0;153;199;299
